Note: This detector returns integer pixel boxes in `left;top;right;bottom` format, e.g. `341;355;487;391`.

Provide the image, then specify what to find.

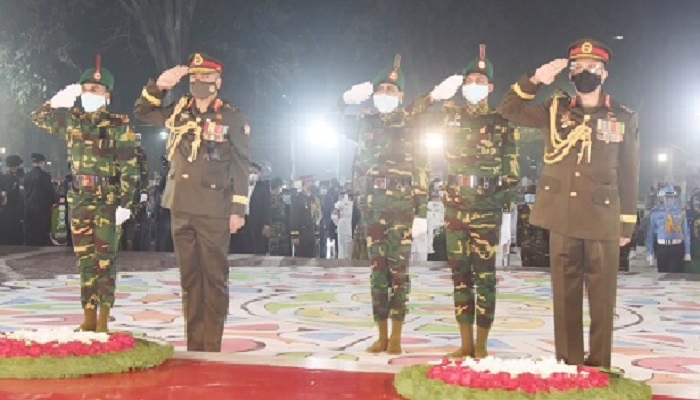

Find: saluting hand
230;214;245;234
430;74;463;101
342;81;374;105
531;58;568;85
49;84;82;109
157;65;189;91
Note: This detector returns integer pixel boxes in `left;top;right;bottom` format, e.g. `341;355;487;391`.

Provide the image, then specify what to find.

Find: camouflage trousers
69;194;120;310
445;206;500;328
269;222;291;256
365;201;413;322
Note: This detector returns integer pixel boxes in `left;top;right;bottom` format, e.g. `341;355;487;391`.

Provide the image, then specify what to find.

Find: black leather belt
447;174;502;189
366;176;412;190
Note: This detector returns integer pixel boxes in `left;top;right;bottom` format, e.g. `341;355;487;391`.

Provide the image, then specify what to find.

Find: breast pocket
203;158;233;193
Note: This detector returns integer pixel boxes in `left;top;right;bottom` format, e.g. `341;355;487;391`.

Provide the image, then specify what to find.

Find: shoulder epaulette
552;89;571;100
609;98;635;114
222;100;238;111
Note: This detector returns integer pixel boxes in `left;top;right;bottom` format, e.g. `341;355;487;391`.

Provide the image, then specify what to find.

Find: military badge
596;118;625;143
93;71;101;81
389;71;398;81
581;42;593;54
193;53;204;66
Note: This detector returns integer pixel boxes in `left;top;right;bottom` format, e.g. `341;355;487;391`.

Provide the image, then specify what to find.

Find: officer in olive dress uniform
134;53;250;352
498;39;639;369
24;153;57;246
0;155;25;246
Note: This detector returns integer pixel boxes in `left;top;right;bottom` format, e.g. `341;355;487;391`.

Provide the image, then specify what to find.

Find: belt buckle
483;178;490;190
79;175;93;187
373;178;387;189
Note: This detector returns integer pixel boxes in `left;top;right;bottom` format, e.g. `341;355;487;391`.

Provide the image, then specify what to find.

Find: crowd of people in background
2;150;700;277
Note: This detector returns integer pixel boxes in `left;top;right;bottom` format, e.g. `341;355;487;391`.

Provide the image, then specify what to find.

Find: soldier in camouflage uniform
342;54;436;355
432;45;520;358
120;133;149;251
269;177;291;256
31;56;138;332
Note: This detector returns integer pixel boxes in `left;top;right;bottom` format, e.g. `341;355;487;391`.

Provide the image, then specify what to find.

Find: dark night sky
4;0;700;191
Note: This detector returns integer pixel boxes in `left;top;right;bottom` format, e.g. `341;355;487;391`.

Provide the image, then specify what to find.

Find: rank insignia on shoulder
596;119;625;143
243;123;251;135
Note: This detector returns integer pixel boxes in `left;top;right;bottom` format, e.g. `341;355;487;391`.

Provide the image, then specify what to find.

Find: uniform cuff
231;203;245;216
512;74;540;100
143;79;167;104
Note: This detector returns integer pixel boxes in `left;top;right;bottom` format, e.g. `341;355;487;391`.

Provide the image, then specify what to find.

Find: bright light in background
307;118;338;148
0;147;5;154
426;132;443;150
658;152;668;162
159;131;168;140
614;35;624;40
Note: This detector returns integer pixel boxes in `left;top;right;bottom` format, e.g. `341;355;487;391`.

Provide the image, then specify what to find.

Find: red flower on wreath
0;333;136;358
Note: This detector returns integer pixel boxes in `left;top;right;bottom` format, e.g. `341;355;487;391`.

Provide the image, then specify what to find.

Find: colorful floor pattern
1;247;699;399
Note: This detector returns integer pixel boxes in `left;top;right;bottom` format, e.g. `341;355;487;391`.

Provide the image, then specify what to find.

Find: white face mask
249;173;258;182
373;94;400;114
81;93;107;112
524;194;536;204
461;83;489;104
320;188;328;196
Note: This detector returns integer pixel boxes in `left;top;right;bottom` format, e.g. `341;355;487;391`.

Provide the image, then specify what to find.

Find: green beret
463;44;493;80
80;67;114;91
271;177;284;189
372;54;405;92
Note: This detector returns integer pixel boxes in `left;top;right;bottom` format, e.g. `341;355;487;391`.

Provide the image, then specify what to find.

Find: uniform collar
186;96;223;114
569;93;610;110
462;99;491;116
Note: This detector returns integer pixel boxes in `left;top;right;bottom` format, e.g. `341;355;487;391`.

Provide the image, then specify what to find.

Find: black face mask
189;81;218;99
570;71;602;94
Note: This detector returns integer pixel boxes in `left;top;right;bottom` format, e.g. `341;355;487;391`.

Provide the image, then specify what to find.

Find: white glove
50;84;82;109
684;254;691;262
412;218;428;235
430;74;463;101
115;206;131;226
647;254;655;266
342;81;374;105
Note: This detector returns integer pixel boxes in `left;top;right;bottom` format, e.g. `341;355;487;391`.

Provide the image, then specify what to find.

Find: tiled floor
1;247;699;399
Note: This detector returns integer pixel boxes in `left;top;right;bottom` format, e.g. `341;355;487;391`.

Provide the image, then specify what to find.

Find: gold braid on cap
544;97;593;164
164;97;202;162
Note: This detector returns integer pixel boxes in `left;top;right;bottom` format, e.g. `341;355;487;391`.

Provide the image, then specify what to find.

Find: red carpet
0;359;688;399
0;359;403;400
